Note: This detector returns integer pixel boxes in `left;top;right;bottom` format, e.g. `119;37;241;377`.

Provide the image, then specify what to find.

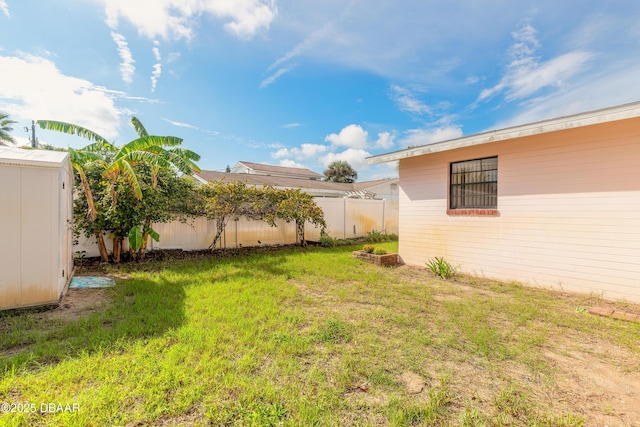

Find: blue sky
1;0;639;180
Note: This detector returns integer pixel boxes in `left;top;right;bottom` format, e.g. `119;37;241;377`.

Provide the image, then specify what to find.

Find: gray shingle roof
235;161;323;179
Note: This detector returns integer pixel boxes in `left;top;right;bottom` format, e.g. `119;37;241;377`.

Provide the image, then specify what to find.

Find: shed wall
0;157;72;310
399;117;640;302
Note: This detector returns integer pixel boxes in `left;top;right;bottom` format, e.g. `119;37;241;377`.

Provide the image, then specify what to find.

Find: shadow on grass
0;243;383;374
0;275;187;374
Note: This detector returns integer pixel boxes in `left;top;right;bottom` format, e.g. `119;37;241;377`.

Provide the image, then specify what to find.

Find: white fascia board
367;101;640;164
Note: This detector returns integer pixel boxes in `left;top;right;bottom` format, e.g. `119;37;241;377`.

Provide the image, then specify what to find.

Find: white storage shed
0;146;74;310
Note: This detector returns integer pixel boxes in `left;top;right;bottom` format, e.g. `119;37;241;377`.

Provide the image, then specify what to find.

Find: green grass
1;242;638;426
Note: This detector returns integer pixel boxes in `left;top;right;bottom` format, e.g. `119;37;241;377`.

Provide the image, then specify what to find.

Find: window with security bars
450;156;498;209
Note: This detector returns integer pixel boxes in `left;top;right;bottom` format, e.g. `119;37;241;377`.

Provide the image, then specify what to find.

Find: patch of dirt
300;263;640;425
544;347;640;426
36;288;111;322
399;371;425;394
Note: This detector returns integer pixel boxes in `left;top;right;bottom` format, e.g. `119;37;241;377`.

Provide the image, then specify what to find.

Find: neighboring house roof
232;161;323;180
191;170;398;199
0;146;69;168
367;101;640;164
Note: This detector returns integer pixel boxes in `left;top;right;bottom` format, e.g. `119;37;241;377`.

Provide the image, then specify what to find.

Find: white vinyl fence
75;198;398;256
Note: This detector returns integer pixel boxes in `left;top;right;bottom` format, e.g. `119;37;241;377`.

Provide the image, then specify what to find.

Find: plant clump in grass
426;256;459;279
315;318;353;344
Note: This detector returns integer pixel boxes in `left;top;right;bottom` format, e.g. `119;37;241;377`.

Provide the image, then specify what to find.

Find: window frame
448;156;499;216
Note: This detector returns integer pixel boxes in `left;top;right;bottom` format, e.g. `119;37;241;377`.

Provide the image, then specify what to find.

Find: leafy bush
362;245;375;253
426;257;459;279
366;229;385;243
373;248;388;255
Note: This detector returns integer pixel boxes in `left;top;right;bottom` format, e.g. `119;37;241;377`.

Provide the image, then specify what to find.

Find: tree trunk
79;169;110;262
138;218;152;259
296;220;306;247
112;236;122;263
208;219;226;251
95;231;110;262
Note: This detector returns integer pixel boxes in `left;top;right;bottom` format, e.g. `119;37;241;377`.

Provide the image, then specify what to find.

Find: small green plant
362;244;375;253
366;229;385;243
426;256;458;279
319;231;337;247
315;318;353;343
373;247;388;255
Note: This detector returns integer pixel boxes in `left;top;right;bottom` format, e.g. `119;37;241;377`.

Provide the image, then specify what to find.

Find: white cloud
260;66;294;89
266;4;349;73
325;124;368;149
0;0;9;17
0;53;122;139
273;143;327;160
162;117;199;129
110;31;136;84
477;22;593;103
281;122;302;129
492;59;640;129
151;40;162;92
399;126;463;148
374;132;394;149
465;76;480;85
320;148;371;172
389;84;431;115
166;52;181;63
100;0;276;41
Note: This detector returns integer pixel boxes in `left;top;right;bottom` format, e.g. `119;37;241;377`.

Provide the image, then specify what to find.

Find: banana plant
38;117;200;262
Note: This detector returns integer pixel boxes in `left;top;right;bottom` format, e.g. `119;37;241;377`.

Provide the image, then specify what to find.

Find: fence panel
74;198;398;256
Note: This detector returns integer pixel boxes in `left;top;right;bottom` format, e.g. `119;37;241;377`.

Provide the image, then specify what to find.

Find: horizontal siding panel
398;117;640;302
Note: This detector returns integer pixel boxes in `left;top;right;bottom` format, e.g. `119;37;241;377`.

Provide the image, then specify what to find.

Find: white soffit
367;101;640;164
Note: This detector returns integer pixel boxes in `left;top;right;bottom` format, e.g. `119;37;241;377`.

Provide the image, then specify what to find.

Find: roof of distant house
191;170;397;198
233;161;323;179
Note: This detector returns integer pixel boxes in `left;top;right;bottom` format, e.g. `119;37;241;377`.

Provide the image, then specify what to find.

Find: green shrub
319;232;337;248
366;229;385;243
362;245;375;253
426;257;459;279
373;248;388;255
364;229;399;243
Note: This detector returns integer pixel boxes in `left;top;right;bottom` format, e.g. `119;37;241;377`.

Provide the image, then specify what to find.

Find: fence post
382;199;386;234
343;197;347;240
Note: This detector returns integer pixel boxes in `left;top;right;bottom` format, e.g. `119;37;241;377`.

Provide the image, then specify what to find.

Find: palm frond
37;120;114;148
103;159;143;199
130;117;149;138
164;148;201;174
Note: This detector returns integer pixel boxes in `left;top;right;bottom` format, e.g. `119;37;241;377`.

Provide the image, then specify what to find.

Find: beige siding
0;166;22;308
0;157;73;310
399;117;640;302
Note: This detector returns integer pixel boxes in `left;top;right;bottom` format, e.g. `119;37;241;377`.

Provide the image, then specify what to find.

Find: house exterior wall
399;117;640;302
0;155;73;310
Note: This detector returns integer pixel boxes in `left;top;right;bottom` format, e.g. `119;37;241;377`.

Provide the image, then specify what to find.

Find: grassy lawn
1;242;639;426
